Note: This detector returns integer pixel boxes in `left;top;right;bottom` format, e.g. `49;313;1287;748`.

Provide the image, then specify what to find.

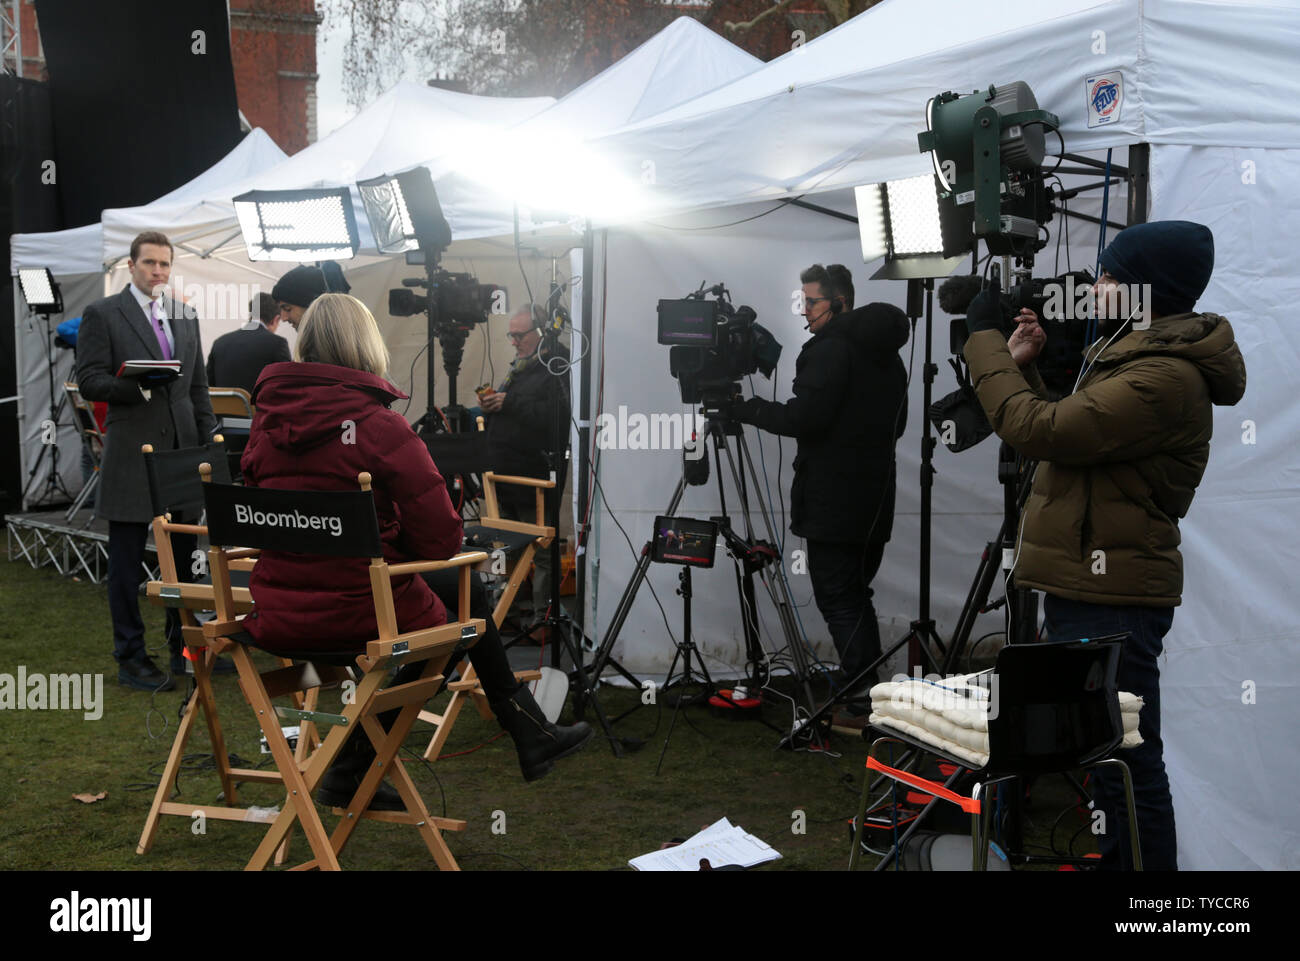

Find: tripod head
712;516;780;574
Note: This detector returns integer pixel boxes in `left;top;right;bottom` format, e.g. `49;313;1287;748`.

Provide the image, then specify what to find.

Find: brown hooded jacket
964;312;1246;606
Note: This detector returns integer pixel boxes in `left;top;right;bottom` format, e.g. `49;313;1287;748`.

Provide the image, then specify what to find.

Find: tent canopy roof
581;0;1300;221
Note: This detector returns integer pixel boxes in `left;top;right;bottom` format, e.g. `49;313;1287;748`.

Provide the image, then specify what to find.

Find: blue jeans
1042;594;1177;871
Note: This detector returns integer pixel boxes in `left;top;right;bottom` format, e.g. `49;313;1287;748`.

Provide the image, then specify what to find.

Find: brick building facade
229;0;320;153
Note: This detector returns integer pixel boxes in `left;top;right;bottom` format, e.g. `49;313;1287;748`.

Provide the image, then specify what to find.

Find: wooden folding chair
63;382;104;520
208;387;254;420
417;422;550;761
209;387;255;476
135;440;322;861
199;466;487;871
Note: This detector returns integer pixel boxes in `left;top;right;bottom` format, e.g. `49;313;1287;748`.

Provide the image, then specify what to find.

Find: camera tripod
20;312;75;508
575;406;828;755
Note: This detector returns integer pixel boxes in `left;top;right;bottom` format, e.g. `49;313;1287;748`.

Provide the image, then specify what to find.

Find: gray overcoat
74;286;218;523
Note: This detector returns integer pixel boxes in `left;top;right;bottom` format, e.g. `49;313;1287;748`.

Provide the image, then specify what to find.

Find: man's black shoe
119;655;175;692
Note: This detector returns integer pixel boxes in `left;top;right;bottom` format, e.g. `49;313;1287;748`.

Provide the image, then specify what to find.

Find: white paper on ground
628;817;781;871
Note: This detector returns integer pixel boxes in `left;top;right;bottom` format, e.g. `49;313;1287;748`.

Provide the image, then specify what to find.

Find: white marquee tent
562;0;1300;871
8;1;1296;870
8;17;767;512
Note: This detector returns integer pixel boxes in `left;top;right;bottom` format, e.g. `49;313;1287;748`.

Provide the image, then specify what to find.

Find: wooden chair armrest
147;582;252;612
218;547;261;560
160;522;207;535
483;472;555;490
475;518;554;540
364;618;486;660
388;551;489;576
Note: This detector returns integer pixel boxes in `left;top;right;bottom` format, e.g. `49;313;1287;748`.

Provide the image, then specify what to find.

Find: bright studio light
357;166;452;256
232;188;360;262
18;268;63;313
854;173;946;261
447;141;648;224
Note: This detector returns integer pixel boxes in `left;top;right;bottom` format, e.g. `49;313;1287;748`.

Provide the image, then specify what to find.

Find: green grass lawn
0;555;1095;871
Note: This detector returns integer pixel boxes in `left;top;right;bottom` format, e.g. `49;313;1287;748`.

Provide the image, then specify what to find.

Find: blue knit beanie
1098;220;1214;317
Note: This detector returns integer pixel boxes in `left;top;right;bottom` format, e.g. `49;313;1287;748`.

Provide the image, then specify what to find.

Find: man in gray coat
75;231;217;690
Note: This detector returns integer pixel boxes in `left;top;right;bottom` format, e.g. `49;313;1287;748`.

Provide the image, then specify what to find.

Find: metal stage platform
6;508;159;584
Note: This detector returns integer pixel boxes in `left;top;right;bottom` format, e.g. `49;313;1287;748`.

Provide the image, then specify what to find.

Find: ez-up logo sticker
1086;72;1123;128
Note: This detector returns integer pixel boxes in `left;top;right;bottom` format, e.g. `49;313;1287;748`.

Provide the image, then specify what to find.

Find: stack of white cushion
867;672;1143;768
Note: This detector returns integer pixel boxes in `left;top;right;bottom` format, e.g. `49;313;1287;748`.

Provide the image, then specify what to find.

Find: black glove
965;288;1005;335
729;397;761;425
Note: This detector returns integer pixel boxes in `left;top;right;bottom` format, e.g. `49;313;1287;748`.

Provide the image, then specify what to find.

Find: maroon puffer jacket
240;362;462;651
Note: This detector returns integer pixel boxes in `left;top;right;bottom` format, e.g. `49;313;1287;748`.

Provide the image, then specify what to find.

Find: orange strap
866;755;982;814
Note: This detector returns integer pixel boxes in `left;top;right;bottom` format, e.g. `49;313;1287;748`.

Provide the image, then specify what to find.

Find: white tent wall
1145;142;1300;870
12;273;104;508
585;188;1109;684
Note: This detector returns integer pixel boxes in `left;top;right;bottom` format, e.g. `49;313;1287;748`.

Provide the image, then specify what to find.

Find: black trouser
107;521;194;665
806;538;886;683
418;568;519;699
1043;594;1178;871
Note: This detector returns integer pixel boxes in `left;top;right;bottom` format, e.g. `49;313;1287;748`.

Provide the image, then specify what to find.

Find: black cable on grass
401;744;448;820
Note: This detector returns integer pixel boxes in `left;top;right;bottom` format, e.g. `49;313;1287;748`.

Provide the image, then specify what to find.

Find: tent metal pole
199;228;245;257
575;224;596;638
788;198;858;224
1059;152;1131;175
1127;143;1150;225
1060;208;1127;233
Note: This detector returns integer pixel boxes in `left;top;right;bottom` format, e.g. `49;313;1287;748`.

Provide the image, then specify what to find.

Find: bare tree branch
725;0;801;34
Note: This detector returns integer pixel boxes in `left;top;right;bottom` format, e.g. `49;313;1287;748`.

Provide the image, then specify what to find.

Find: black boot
491;685;593;783
316;728;405;811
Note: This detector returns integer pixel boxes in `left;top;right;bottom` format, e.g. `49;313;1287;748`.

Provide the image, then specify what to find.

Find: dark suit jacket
75;287;217;523
206;322;291;396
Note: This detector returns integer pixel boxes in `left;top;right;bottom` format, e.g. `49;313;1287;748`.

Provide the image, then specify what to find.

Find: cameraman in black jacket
731;265;910;706
482;304;571;619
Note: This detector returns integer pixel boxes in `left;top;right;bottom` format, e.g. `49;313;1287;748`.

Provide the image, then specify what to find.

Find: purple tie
150;300;172;360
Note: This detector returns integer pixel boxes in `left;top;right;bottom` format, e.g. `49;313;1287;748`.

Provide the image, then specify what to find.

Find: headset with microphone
802;294;844;331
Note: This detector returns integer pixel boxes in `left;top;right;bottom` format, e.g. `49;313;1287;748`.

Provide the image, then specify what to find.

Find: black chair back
201;481;383;558
144;442;231;518
420;429;491;479
985;636;1127;776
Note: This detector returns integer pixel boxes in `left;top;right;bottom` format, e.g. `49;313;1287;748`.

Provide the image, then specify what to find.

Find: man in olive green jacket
963;221;1246;870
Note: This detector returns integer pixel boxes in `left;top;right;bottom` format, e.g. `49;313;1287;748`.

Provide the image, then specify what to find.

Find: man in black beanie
270;264;329;329
963;220;1247;870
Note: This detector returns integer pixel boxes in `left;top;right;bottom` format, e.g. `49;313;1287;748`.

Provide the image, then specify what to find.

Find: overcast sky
315;14;355;140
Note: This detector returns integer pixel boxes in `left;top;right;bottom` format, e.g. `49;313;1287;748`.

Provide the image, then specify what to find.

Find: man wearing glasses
730;265;910;714
482;304;571;625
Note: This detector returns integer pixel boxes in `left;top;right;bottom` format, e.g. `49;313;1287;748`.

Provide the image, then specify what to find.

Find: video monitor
657;298;720;347
651;515;719;568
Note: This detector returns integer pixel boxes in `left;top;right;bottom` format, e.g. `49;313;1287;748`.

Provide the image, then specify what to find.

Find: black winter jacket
485;350;571;509
738;303;910;544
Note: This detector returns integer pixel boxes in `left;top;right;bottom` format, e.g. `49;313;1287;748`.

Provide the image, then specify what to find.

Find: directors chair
135;439;306;856
199;466;487;870
418;423;548;762
850;637;1143;871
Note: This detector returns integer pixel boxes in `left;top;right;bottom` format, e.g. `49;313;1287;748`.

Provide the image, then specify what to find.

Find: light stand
17;268;73;507
653;563;711;775
534;289;620;751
